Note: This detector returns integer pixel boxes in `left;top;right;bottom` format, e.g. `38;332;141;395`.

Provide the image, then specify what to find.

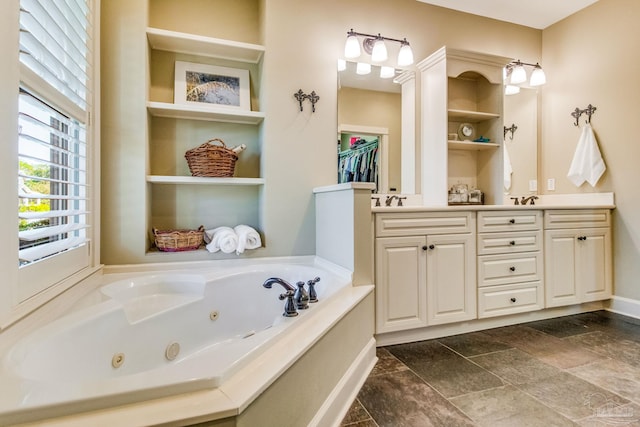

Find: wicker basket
185;138;238;177
153;226;205;252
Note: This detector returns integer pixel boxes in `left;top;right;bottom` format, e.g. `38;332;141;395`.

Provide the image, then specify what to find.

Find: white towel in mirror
567;124;606;187
503;140;513;191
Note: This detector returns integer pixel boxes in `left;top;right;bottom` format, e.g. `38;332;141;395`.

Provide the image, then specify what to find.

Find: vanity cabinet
418;47;511;206
544;210;612;307
476;211;544;318
374;212;476;333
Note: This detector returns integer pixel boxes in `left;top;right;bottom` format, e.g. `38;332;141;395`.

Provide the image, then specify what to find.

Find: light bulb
344;31;361;59
337;59;346;71
380;66;395;79
510;62;527;85
356;62;371;75
371;37;388;62
505;85;521;95
397;40;414;66
529;64;546;86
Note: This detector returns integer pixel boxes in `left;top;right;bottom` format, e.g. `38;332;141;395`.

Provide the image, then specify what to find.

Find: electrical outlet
547;178;556;191
529;180;537;192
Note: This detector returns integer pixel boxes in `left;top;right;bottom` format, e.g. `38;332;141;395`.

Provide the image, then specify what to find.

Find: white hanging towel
503;140;513;191
204;226;238;253
234;225;262;254
567;124;606;187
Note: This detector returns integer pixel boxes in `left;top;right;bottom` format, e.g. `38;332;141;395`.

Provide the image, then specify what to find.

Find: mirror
503;87;538;197
337;61;415;194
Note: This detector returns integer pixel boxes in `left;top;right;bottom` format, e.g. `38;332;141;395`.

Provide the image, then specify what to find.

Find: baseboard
607;296;640;320
309;337;377;427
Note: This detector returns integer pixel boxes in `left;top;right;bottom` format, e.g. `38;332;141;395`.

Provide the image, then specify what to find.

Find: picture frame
174;61;250;111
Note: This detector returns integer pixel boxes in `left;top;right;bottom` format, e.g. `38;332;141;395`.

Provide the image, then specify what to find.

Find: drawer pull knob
509;266;516;272
509;240;516;246
510;297;517;303
509;219;516;224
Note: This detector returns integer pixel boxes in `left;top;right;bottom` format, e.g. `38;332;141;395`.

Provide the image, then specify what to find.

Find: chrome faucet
520;195;539;205
385;195;398;206
263;277;298;317
294;281;310;310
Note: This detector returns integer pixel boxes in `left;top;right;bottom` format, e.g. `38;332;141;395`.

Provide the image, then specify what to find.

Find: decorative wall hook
504;124;518;140
307;91;320;113
294;89;306;111
293;89;321;113
571;104;597;126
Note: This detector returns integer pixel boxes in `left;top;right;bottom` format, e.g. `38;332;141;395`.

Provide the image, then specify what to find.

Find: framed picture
174;61;250;111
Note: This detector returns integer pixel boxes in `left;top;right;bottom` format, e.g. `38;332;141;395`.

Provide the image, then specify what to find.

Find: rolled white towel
234;225;262;254
204;226;238;254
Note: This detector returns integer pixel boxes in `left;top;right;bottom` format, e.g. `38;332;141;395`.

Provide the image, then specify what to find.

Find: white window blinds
18;0;91;272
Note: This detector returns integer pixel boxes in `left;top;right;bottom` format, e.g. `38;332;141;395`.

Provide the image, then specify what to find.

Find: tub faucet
520;195;539;205
294;281;310;309
263;277;298;317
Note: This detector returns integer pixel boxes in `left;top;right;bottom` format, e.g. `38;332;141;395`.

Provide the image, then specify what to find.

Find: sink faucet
520;196;539;205
263;277;298;317
385;195;398;206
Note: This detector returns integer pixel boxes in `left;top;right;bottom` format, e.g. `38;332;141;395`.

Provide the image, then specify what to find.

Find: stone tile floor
341;311;640;427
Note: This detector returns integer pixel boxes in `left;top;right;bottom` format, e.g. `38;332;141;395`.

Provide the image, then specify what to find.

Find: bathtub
0;257;375;425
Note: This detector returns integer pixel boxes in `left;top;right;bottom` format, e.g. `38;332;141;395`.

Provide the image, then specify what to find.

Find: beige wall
541;0;640;299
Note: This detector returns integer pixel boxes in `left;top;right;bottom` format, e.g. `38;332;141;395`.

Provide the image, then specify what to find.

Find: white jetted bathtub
0;257;373;425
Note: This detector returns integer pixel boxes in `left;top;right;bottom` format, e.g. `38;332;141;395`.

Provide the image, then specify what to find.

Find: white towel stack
567;124;606;187
203;225;261;254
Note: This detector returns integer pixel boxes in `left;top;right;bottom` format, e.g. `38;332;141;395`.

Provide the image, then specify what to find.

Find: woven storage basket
185;138;238;177
153;225;205;252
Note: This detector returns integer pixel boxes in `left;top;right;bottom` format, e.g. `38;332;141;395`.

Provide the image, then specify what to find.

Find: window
15;0;95;302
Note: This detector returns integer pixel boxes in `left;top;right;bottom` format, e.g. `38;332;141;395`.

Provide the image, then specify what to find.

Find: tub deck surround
0;257;375;426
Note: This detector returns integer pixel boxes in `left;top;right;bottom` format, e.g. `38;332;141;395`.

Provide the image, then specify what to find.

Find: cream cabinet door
544;227;611;307
426;233;477;325
375;236;428;333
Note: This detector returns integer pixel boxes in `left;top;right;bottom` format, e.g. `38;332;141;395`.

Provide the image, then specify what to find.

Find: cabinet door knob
509;240;516;246
509;266;516;272
509;219;516;224
428;244;435;250
422;245;428;250
510;297;517;303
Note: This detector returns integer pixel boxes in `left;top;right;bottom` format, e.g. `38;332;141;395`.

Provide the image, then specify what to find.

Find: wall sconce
344;29;414;66
505;60;546;87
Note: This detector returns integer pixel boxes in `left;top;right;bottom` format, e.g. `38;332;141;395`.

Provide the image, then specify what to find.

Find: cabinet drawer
478;281;543;318
478;252;542;287
478;210;542;232
477;230;542;255
375;211;474;237
544;209;611;229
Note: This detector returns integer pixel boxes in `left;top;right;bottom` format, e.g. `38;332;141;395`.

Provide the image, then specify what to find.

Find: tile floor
341;310;640;427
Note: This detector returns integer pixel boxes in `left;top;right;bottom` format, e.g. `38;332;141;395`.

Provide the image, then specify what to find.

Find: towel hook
571;104;597;126
503;124;518;140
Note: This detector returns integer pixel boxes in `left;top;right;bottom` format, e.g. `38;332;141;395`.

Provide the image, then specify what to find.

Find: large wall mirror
337;61;415;194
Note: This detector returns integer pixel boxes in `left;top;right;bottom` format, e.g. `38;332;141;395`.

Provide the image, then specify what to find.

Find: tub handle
278;290;299;317
307;277;320;303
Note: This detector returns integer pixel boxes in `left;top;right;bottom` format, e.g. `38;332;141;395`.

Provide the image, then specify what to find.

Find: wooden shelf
147;175;265;185
448;109;500;122
147;101;265;125
146;27;265;63
448;140;500;151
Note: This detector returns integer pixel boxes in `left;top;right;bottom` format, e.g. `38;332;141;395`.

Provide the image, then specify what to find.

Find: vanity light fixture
344;29;414;66
505;60;547;87
380;66;395;79
356;62;371;75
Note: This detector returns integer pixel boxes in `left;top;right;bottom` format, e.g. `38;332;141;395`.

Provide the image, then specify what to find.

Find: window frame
0;0;101;329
